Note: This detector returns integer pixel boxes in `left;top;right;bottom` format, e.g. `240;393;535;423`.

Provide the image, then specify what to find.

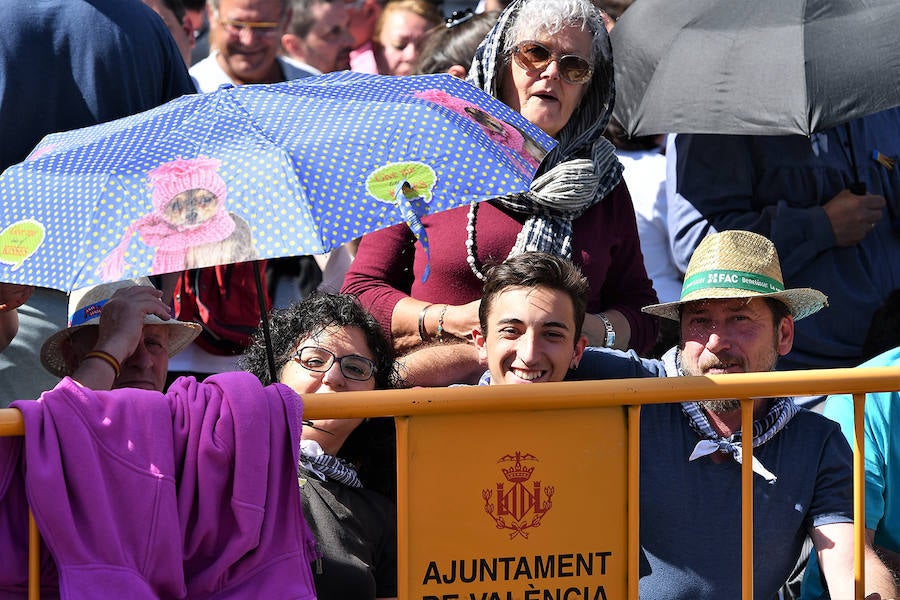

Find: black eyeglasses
445;8;475;29
510;40;593;85
291;346;376;381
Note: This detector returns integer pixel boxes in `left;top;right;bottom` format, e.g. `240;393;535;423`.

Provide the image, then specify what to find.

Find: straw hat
642;230;828;322
40;277;201;377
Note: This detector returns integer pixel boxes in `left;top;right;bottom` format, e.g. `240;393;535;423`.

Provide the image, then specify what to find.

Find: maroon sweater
342;181;659;354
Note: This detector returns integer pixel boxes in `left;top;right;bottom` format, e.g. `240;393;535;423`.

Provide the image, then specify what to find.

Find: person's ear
570;334;588;369
447;64;467;79
776;316;794;356
281;33;300;57
472;328;488;362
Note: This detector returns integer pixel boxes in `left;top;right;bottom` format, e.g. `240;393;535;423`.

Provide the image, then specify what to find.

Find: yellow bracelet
83;350;121;379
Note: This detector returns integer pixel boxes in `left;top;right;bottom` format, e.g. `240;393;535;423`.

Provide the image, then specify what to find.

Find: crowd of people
1;0;899;598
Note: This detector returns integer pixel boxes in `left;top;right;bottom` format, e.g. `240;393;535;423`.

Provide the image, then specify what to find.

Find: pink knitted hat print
148;157;228;213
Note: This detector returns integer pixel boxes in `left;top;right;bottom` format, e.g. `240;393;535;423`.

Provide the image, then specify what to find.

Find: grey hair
502;0;609;67
287;0;339;38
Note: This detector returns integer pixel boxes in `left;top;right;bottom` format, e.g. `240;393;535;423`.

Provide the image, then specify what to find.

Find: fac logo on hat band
642;230;827;322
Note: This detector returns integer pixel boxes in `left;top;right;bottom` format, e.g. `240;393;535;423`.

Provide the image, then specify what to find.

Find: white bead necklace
465;201;488;281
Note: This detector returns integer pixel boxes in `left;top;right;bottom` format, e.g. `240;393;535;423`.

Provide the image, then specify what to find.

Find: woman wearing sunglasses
344;0;659;385
241;292;400;600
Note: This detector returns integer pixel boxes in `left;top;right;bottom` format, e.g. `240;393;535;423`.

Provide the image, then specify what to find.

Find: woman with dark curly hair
240;292;399;600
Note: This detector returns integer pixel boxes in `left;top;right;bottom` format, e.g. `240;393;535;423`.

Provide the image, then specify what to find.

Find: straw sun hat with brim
641;230;828;322
40;277;201;378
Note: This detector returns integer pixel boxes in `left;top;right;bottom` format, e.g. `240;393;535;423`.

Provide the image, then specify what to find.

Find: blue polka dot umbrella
0;72;555;292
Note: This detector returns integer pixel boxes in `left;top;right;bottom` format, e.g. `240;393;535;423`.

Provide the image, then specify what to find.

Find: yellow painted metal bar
28;510;39;600
395;416;410;600
628;405;641;600
853;392;866;600
302;366;900;419
1;368;898;430
0;406;24;437
741;398;754;600
1;407;37;598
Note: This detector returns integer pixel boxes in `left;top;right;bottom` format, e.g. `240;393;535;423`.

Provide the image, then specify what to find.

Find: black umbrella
611;0;900;139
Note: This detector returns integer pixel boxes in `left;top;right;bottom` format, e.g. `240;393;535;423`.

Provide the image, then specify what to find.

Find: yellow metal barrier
1;366;899;599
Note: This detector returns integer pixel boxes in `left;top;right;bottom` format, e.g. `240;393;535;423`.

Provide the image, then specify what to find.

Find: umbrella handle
252;260;278;384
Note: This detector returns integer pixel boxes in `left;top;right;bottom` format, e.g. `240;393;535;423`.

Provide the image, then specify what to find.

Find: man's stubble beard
700;398;742;414
684;338;781;416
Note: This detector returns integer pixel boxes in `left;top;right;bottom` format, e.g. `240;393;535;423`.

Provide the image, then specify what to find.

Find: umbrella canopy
611;0;900;137
0;72;554;292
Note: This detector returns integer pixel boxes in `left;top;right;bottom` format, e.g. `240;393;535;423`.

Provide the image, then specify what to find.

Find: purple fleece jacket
0;373;317;599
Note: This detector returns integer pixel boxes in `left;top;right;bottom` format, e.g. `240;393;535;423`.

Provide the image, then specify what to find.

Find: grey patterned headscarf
467;0;623;258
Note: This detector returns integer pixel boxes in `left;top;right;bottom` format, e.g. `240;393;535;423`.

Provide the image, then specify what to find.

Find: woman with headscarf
343;0;658;384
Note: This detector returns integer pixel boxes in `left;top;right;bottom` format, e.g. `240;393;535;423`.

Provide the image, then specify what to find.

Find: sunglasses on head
510;40;593;86
444;8;475;29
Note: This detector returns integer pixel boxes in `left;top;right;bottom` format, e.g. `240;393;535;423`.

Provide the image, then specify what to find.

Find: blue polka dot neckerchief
661;347;799;483
299;439;362;489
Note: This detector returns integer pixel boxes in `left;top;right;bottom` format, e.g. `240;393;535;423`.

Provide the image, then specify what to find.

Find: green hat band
681;269;784;299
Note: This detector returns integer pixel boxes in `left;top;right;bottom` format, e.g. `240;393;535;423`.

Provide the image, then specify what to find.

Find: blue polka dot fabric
0;72;555;292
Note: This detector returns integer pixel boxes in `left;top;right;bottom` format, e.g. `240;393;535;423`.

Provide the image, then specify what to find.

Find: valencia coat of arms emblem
482;451;554;539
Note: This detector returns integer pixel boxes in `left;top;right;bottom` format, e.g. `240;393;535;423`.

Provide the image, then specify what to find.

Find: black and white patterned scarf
466;0;623;259
660;347;799;483
299;439;363;488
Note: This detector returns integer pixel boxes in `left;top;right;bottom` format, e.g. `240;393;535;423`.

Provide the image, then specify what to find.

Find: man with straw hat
635;230;896;599
40;278;200;392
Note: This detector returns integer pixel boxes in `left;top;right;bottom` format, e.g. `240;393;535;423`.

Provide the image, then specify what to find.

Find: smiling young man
472;252;588;386
393;252;657;387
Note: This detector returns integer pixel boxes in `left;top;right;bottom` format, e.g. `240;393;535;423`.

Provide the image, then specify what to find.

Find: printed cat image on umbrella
0;72;554;292
97;157;259;281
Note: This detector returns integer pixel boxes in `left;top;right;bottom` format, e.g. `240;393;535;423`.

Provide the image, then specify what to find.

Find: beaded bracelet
436;304;449;342
84;350;121;379
597;312;616;348
418;304;434;342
